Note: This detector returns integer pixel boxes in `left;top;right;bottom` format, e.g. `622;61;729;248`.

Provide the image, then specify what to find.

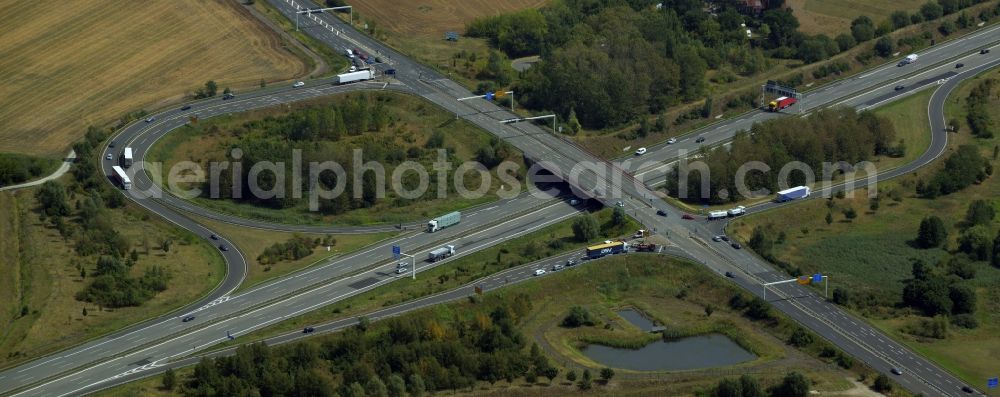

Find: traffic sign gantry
988;377;998;389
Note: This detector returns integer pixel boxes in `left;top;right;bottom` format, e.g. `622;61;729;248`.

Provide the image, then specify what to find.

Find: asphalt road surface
1;1;997;394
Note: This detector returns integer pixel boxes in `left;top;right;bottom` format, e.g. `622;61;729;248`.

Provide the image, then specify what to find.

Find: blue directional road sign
392;245;400;260
988;377;998;389
484;92;495;101
812;273;823;283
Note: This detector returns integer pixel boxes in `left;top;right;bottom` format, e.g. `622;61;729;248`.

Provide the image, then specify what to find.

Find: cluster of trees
203;94;517;213
257;235;333;265
712;372;810;397
729;293;773;321
917;145;991;197
0;153;52;186
965;78;996;138
75;256;170;308
901;260;978;331
665;107;899;204
177;295;571;396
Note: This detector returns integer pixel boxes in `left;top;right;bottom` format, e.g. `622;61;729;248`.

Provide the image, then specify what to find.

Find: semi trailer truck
585;241;628;259
727;206;746;217
427;211;461;232
768;96;797;112
776;186;810;202
428;245;455;262
335;70;374;85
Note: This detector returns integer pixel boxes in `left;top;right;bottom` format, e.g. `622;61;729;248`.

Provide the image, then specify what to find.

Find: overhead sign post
392;245;400;260
987;377;997;389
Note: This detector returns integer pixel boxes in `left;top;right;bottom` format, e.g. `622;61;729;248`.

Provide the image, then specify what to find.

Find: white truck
122;147;133;168
428;245;455;262
335;70;374;85
727;206;746;217
707;210;728;220
899;54;918;66
427;211;461;233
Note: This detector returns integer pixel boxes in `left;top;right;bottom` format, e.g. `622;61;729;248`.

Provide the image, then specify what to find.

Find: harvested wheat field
351;0;548;37
788;0;926;36
0;0;309;157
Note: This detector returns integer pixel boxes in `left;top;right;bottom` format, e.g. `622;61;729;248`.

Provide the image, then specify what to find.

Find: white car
145;116;155;123
635;147;647;155
349;65;357;72
533;269;546;276
667;137;677;144
105;153;112;160
346;49;354;58
293;81;305;88
396;267;408;275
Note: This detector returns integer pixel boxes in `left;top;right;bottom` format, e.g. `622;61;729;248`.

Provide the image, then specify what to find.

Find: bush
873;374;892;392
950;313;979;329
745;297;772;320
561;306;595;327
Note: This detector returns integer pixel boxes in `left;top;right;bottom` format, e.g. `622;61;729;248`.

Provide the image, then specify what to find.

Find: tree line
258;235;336;265
173;295;579;396
0;153;53;187
664;107;899;204
467;0;997;130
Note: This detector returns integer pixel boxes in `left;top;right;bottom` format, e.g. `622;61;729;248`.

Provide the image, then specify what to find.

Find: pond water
581;334;756;371
616;309;657;331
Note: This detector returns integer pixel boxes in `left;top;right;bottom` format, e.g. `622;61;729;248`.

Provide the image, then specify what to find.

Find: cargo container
776;186;810;202
585;241;628;259
112;165;131;190
427;211;461;232
335;70;374;85
768;96;797;112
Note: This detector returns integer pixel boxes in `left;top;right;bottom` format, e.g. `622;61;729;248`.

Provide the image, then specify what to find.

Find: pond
581;334;756;371
616;309;657;332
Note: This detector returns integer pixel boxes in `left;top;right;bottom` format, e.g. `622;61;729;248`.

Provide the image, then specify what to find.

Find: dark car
956;63;965;68
725;271;734;278
222;93;234;100
210;234;218;240
385;68;396;75
682;214;695;220
730;242;742;249
720;236;730;242
961;386;974;393
656;209;668;216
980;49;990;54
695;136;706;143
182;315;195;322
302;327;315;333
894;85;905;91
109;140;115;148
219;244;228;251
890;367;902;375
180;105;192;111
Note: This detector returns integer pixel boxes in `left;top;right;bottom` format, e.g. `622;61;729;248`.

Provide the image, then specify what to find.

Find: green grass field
0;178;225;368
186;213;396;292
732;67;1000;386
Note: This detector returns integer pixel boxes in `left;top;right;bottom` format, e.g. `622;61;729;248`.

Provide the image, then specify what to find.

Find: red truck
634;243;657;252
768;96;797;112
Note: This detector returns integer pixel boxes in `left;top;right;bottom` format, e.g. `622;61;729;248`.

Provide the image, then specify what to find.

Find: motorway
0;0;996;395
